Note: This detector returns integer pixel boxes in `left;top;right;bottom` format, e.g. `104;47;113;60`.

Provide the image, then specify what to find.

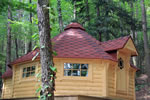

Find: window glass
22;66;36;78
64;70;71;76
64;63;88;77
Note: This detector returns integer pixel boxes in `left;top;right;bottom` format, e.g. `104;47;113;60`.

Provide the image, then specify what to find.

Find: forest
0;0;150;99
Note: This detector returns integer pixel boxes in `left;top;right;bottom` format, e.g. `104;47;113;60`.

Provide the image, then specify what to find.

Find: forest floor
136;74;150;100
136;89;150;100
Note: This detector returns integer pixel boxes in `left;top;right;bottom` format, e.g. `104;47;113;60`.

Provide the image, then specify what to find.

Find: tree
141;0;150;81
96;3;102;41
57;0;63;33
27;0;33;53
6;4;12;70
37;0;55;99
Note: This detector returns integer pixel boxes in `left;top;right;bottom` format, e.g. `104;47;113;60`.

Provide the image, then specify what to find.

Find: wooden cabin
1;23;139;100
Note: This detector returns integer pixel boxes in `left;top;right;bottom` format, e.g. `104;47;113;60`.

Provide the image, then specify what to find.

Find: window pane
73;64;80;69
64;63;73;69
81;64;88;69
72;70;80;76
27;67;31;71
26;72;30;77
81;70;88;76
22;73;26;78
31;72;35;76
32;66;35;71
23;68;27;72
64;70;71;76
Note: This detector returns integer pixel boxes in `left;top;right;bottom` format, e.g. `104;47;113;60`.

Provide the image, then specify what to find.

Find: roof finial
64;22;85;31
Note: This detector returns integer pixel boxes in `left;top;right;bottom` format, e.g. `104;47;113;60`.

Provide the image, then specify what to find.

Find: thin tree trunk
1;35;4;53
25;37;28;54
57;0;63;33
37;0;55;100
27;0;32;53
15;39;19;58
6;5;12;70
96;5;101;42
73;0;77;20
85;0;90;24
141;0;150;79
133;0;139;67
130;1;136;41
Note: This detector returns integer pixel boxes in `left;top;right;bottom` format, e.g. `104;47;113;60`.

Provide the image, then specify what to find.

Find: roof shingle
101;36;130;51
1;68;12;79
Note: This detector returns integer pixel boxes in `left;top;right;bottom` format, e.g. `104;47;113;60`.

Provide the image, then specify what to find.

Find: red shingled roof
1;68;12;79
11;48;40;65
52;28;115;60
64;22;85;31
11;23;116;66
130;64;140;71
101;36;131;51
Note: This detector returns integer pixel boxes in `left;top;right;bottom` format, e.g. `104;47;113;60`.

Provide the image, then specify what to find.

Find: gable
123;38;138;56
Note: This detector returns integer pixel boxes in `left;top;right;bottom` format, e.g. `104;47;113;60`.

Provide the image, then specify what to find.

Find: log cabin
1;23;139;100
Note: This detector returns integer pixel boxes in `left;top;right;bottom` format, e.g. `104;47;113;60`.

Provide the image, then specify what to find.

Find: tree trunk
57;0;63;33
141;0;150;79
25;37;28;54
133;0;139;67
6;4;12;70
130;1;136;41
1;35;4;53
27;0;32;53
96;4;101;42
15;39;19;58
85;0;90;24
73;0;77;20
37;0;55;100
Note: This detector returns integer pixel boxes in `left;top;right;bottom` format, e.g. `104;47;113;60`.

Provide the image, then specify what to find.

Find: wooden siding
48;58;108;97
2;57;136;100
128;68;136;100
2;79;12;99
12;61;39;98
107;64;116;97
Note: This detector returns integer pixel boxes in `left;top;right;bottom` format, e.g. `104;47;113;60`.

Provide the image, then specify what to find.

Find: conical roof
52;23;115;60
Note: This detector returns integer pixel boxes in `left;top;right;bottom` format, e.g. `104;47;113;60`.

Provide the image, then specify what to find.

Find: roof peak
64;22;85;31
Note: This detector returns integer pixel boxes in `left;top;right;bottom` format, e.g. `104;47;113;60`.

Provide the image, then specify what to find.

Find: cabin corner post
11;65;15;98
1;79;5;99
133;70;136;100
103;62;109;97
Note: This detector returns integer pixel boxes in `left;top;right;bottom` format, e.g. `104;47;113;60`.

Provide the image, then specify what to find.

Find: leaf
32;33;38;38
36;86;41;93
48;93;52;97
41;45;45;49
44;85;49;89
50;79;53;82
35;73;41;78
53;51;57;56
32;52;39;61
49;66;57;72
33;45;39;50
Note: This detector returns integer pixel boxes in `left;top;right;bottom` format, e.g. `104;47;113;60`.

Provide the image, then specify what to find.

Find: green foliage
49;66;57;72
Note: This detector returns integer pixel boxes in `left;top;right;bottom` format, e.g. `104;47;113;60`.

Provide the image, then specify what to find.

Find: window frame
22;66;36;78
59;59;92;81
64;63;89;77
19;62;39;82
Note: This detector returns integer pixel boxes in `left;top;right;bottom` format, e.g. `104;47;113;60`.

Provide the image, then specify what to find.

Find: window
118;58;124;69
64;63;88;77
22;66;35;78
